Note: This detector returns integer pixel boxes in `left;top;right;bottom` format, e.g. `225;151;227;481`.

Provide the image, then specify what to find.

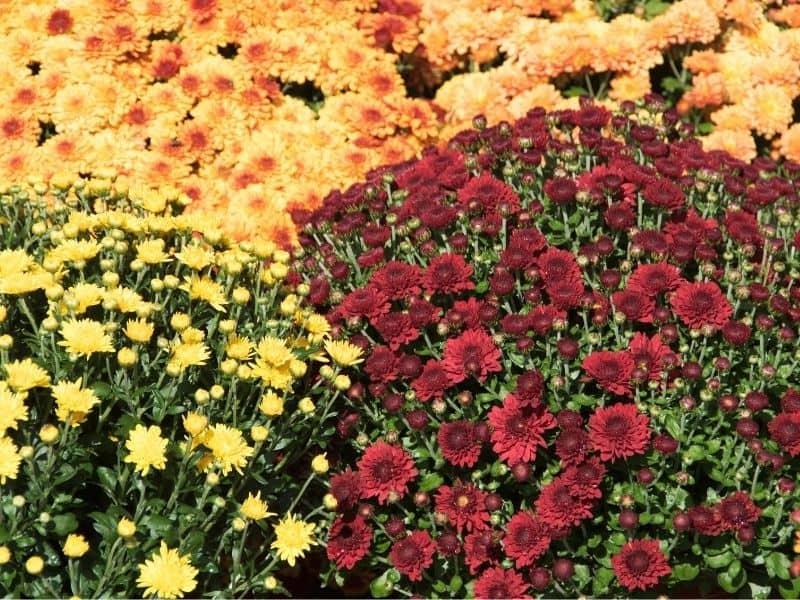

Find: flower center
397;541;418;563
373;459;394;482
605;415;628;437
691;290;714;312
625;550;650;574
721;500;745;524
486;584;509;599
779;421;799;440
457;495;470;508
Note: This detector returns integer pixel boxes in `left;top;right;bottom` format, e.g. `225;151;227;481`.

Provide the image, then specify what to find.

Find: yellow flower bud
232;287;250;305
269;262;288;280
219;319;237;334
251;425;269;442
12;495;25;508
25;555;44;575
289;360;307;378
117;518;136;538
259;392;284;417
209;385;224;400
40;424;60;444
311;453;329;474
45;285;64;301
323;494;338;510
206;472;220;486
194;389;210;405
183;412;208;437
298;397;315;414
63;533;90;558
31;222;47;236
0;334;12;350
102;272;120;288
165;362;182;377
333;375;351;391
236;364;252;380
0;545;10;564
280;297;296;316
232;517;247;532
42;316;59;332
319;365;335;380
0;305;6;323
273;250;290;264
117;347;137;367
220;359;238;375
150;278;164;292
264;576;278;590
163;275;180;289
170;312;191;331
19;446;34;459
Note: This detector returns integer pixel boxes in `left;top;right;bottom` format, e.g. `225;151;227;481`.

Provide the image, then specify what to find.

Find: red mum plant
611;539;672;591
294;101;800;598
327;514;373;569
473;566;531;600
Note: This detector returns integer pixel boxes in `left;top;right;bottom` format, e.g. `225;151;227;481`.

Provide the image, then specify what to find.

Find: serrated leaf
766;551;791;580
671;563;699;581
418;473;444;492
53;513;78;536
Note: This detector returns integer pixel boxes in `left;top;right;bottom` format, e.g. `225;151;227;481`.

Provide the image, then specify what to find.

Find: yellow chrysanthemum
180;275;228;312
136;239;170;264
58;319;114;357
0;436;21;484
0;382;28;433
63;534;90;558
137;541;198;599
124;424;168;476
225;335;255;361
324;339;364;367
271;513;317;567
4;359;51;392
104;287;145;313
124;318;155;343
0;249;34;279
169;342;210;372
259;391;284;417
52;378;100;427
240;491;276;520
203;424;254;475
254;336;293;366
64;282;104;315
47;239;101;264
303;314;331;339
0;269;52;295
175;244;214;271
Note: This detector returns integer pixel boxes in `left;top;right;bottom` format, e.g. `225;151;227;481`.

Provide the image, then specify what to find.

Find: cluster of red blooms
291;96;800;596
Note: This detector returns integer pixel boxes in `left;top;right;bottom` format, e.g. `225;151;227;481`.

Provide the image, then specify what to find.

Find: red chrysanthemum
442;328;502;384
588;403;651;461
724;209;762;246
464;530;504;574
329;468;362;512
515;370;545;406
370;261;423;300
457;171;520;215
422;253;475;295
535;478;595;528
642;178;685;210
611;539;672;592
339;286;390;320
438;420;482;467
611;289;655;323
582;350;635;397
717;491;761;531
473;566;531;600
561;456;608;499
555;427;590;466
528;304;567;335
629;332;674;381
536;247;582;287
768;412;800;456
327;514;373;569
670;281;732;330
364;345;398;384
389;530;436;582
546;277;584;310
503;512;552;568
412;359;453;402
371;312;419;351
434;482;490;533
626;263;682;297
357;441;418;504
488;395;556;465
688;505;723;536
450;297;484;330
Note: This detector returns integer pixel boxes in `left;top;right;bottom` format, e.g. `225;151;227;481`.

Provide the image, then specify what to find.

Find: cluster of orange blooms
1;0;799;244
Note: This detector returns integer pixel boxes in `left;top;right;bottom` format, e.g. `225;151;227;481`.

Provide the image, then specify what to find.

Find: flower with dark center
488;396;556;465
768;413;800;456
412;359;453;402
722;320;752;345
442;328;502;384
612;539;672;591
588;403;651;461
627;263;682;297
473;566;531;600
389;530;436;582
369;261;423;300
562;456;607;499
434;483;490;533
464;530;504;574
555;428;590;466
503;512;551;568
670;281;732;329
717;491;761;531
357;441;417;505
582;350;635;397
535;479;594;528
327;514;373;569
438;420;482;467
422;253;475;295
688;505;723;536
329;468;362;512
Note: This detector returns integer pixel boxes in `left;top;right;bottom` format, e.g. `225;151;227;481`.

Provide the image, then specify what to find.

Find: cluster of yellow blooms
0;177;364;597
2;0;800;245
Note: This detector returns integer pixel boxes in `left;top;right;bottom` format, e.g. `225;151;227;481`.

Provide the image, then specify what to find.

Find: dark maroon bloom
530;567;551;590
457;171;520;214
407;297;440;328
536;478;595;528
537;247;582;287
717;491;761;531
552;558;575;582
582;350;635;397
406;410;429;430
627;263;682;297
611;539;672;591
412;359;452;402
488;395;557;465
390;530;436;582
612;289;655;323
442;328;503;384
629;332;673;381
544;177;577;204
464;530;504;574
546;277;584;309
557;337;580;359
339;286;390;320
329;468;362;512
422;253;475;295
473;566;531;600
397;354;422;379
782;389;800;413
327;514;373;569
438;421;482;467
744;391;769;412
370;261;423;300
737;418;760;439
364;345;398;384
670;281;733;329
362;223;391;247
555;428;590;466
561;456;607;499
768;413;800;456
357;441;418;504
688;505;723;536
437;531;461;557
633;229;669;254
502;512;551;569
588;403;651;461
605;202;636;230
516;370;545;405
653;434;679;454
643;179;685;210
722;320;752;345
619;510;639;529
371;312;419;351
725;209;762;245
434;483;490;533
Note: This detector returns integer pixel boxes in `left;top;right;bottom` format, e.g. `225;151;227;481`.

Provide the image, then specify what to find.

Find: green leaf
644;0;671;19
450;575;463;593
717;565;746;593
592;567;614;596
573;564;591;590
779;577;800;599
53;513;78;536
671;563;700;582
97;466;116;492
370;569;397;598
418;473;444;492
705;550;735;569
766;552;792;580
564;86;589;98
749;581;773;600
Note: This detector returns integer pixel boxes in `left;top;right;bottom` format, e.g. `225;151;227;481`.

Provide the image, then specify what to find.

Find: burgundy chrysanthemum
457;171;520;215
782;389;800;413
503;512;551;568
768;412;800;456
561;456;608;499
670;281;733;330
555;427;590;466
544;176;578;204
582;350;635;397
438;420;482;467
536;247;582;287
515;370;545;405
422;253;475;295
450;297;484;329
722;320;752;345
546;277;584;310
588;403;651;461
364;345;398;384
629;332;673;381
357;441;418;504
327;514;373;569
717;491;761;531
488;395;556;465
389;530;436;582
612;289;655;323
412;359;453;402
473;566;531;600
371;312;419;351
687;505;723;536
724;209;762;245
339;286;390;320
370;261;423;300
442;328;502;384
642;178;685;210
611;539;672;592
626;263;682;297
464;530;504;574
535;478;595;528
407;297;440;328
434;482;490;533
329;468;362;512
528;304;567;335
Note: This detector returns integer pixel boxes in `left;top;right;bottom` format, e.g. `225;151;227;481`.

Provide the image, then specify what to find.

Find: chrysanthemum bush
292;98;800;597
0;179;360;597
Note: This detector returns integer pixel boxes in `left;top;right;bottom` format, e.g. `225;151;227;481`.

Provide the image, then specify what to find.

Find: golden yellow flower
52;378;100;427
0;436;21;484
180;275;228;311
271;514;317;567
180;327;205;344
251;336;295;390
124;424;168;476
63;534;90;558
124;318;155;343
254;336;293;366
0;249;34;279
182;412;208;437
259;391;284;417
225;335;254;361
324;339;364;367
303;314;331;342
48;239;102;264
311;453;329;474
240;491;276;520
175;244;214;271
25;555;44;575
169;342;210;372
104;287;145;313
65;282;104;315
4;359;51;392
203;424;254;475
0;382;28;433
136;238;170;264
137;541;198;599
58;319;114;357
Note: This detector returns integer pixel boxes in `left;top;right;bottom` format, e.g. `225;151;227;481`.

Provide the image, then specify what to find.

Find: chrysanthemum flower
438;420;482;467
717;491;761;531
422;253;475;295
535;478;595;528
434;483;490;533
324;339;364;367
389;530;435;582
240;491;276;520
0;437;21;484
175;244;214;270
58;318;114;357
0;382;28;433
3;359;51;392
135;238;170;264
123;318;155;344
588;403;651;462
52;378;100;426
357;441;417;504
137;541;198;599
582;350;635;397
271;513;317;567
473;566;531;600
326;514;373;570
768;413;800;456
124;424;168;476
503;512;551;568
329;468;362;512
611;539;672;592
62;534;90;558
464;530;503;575
169;342;210;372
488;395;556;465
411;359;452;401
629;333;673;381
442;328;502;384
670;280;733;329
180;275;228;312
204;424;254;475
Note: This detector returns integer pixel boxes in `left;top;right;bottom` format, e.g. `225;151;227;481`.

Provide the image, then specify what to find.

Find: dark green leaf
705;550;735;569
53;513;78;536
766;552;791;580
418;473;444;492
